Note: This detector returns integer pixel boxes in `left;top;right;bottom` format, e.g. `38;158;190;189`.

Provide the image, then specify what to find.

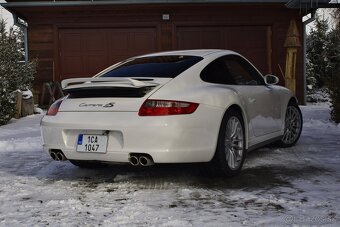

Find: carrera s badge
79;102;115;108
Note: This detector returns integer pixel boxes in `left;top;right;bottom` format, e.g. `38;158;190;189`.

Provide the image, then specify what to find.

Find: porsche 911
41;49;303;176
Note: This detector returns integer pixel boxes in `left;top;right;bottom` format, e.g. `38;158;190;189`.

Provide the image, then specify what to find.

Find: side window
200;58;236;85
223;55;264;85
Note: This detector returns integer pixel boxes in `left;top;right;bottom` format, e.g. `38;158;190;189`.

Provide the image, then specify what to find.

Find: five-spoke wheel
215;109;246;177
278;102;303;147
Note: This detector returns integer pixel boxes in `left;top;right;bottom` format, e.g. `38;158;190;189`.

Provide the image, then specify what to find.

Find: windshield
100;55;203;78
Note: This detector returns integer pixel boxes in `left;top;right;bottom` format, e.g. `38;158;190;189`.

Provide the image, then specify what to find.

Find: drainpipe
12;14;28;63
302;10;316;105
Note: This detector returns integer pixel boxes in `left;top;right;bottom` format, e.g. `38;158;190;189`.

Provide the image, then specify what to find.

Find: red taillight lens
47;98;64;116
138;99;199;116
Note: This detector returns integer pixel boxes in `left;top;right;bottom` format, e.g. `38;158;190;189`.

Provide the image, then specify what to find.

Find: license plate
76;134;108;153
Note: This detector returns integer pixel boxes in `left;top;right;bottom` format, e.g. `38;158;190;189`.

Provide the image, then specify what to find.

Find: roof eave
286;0;340;9
1;0;289;8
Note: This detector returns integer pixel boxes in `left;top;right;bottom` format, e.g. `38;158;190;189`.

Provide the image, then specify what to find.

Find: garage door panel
108;28;157;56
63;56;84;76
177;30;202;49
85;31;107;51
223;27;269;73
132;31;156;52
109;32;129;51
62;33;82;52
177;26;270;74
86;54;109;75
177;28;223;49
60;29;105;79
59;27;157;80
202;31;223;49
226;27;267;49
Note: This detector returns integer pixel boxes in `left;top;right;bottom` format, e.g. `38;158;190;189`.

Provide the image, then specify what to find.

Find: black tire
69;160;107;169
214;109;246;177
277;102;303;147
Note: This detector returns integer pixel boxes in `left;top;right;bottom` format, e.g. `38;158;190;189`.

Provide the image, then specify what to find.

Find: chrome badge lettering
79;102;115;108
79;103;103;107
103;102;115;108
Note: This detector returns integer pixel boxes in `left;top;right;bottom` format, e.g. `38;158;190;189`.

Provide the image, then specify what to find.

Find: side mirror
264;74;279;85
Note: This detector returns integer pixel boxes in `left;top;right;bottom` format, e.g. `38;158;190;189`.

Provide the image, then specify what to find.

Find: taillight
138;99;199;116
47;98;64;116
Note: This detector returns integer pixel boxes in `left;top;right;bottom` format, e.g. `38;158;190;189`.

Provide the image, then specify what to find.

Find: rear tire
277;102;303;147
214;109;246;177
69;160;107;168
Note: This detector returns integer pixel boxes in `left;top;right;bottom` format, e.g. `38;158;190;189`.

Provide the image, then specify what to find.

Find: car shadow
0;144;331;191
34;157;330;191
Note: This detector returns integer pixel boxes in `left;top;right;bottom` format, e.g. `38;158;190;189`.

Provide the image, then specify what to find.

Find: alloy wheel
225;116;244;170
282;105;302;145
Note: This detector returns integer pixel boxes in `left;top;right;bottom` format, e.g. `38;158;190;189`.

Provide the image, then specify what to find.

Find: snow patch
22;89;33;100
0;104;339;226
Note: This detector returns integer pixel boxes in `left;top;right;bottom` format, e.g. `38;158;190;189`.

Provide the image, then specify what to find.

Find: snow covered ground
0;103;339;226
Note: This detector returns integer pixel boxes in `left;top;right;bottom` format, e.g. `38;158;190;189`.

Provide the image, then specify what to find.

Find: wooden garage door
59;28;157;80
176;26;271;74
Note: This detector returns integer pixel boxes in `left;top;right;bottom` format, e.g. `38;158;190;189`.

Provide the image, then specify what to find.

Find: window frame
200;54;265;86
99;55;203;79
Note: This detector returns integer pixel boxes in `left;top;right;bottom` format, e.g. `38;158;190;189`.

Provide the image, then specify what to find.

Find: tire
277;102;303;147
69;160;107;169
214;109;246;177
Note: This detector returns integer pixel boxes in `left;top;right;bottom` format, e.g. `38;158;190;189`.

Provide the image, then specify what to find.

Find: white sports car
41;49;302;176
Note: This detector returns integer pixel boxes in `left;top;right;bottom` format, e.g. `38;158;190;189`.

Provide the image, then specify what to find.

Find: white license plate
76;134;108;153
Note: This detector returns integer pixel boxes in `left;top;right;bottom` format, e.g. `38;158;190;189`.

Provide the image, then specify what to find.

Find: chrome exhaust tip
139;156;154;166
129;156;139;166
50;150;67;161
56;152;67;161
50;151;57;160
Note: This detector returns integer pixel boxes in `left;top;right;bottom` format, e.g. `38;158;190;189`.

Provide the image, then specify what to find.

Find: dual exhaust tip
50;150;67;161
129;154;154;166
50;150;153;166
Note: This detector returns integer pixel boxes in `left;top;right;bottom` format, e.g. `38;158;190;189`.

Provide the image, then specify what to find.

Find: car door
221;55;282;137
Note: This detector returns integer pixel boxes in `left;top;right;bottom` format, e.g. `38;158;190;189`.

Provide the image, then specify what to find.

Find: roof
140;49;234;58
1;0;337;9
1;0;338;20
286;0;339;8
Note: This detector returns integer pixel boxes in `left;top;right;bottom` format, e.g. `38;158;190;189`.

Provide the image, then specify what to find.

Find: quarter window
200;58;236;85
201;55;264;85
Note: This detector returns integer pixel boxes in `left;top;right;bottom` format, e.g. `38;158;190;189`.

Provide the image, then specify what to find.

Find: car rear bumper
41;106;223;163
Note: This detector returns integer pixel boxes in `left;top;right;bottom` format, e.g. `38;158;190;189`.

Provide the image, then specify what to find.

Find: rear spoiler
61;77;157;91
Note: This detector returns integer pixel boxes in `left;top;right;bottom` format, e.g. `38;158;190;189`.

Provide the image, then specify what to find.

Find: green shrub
325;9;340;123
0;19;36;125
306;15;329;89
328;75;340;124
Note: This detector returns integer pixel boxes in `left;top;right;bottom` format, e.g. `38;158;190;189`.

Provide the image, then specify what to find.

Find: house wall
9;3;304;103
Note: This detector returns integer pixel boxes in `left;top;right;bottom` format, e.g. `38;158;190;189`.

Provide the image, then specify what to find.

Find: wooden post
285;48;298;93
15;91;22;119
21;96;35;117
284;20;301;94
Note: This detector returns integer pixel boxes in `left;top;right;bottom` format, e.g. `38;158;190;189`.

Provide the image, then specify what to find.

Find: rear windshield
100;55;203;78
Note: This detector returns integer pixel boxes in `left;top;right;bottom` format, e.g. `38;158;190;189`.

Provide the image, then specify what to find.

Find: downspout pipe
12;13;28;64
302;10;316;105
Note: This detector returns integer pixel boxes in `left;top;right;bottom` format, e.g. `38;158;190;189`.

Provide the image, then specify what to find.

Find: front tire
277;102;303;147
215;109;246;177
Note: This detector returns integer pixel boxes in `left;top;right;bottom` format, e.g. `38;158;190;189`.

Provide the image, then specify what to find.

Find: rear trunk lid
58;77;171;112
